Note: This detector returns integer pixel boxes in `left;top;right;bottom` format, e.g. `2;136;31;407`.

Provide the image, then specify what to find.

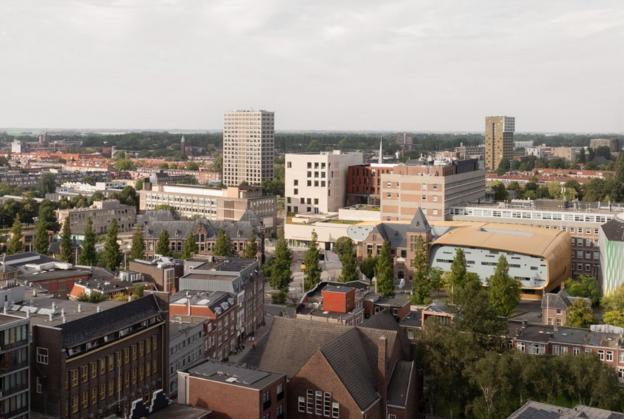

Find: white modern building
223;110;275;187
284;150;363;215
598;213;624;295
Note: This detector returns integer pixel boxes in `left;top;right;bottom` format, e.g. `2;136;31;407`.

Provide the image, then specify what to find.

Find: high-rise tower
484;116;515;171
223;110;274;187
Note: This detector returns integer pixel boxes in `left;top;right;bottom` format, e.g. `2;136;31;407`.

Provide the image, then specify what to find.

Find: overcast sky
0;0;623;132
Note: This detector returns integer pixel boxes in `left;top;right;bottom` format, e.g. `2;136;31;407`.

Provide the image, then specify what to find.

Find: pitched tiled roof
377;208;431;248
243;317;404;411
58;294;165;348
387;361;413;407
601;215;624;242
541;290;572;311
320;329;379;410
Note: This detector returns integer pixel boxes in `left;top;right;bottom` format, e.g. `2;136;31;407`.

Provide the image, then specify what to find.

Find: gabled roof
387;361;414;407
242;317;403;412
541;290;572;310
601;215;624;242
320;328;379;410
375;209;431;248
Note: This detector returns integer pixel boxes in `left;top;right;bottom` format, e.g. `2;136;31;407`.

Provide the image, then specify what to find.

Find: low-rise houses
57;199;137;235
510;322;624;382
169;290;238;360
180;256;264;345
541;290;590;327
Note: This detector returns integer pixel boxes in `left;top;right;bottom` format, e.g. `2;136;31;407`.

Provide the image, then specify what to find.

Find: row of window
297;390;339;418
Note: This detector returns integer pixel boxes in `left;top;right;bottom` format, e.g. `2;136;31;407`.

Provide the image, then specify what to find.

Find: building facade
168;321;205;395
178;361;287;419
285;151;364;215
179;257;264;344
590;138;620;153
431;223;571;298
484;116;515;171
449;202;621;278
380;158;485;221
28;295;169;419
0;314;30;419
169;290;238;360
346;163;397;206
598;213;624;295
139;184;276;228
223;110;275;187
57;199;137;235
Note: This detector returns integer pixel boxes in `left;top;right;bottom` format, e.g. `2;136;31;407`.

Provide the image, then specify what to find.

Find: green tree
101;219;122;271
411;235;431;304
38;200;59;232
565;275;600;306
6;215;23;255
135;178;144;190
567;299;594;328
129;226;146;260
303;231;322;291
59;219;73;262
37;173;56;196
602;285;624;327
33;216;50;255
455;272;506;339
338;237;358;283
156;230;171;257
487;255;521;317
446;248;467;303
359;256;377;281
375;241;394;297
79;218;98;266
269;234;292;298
213;229;233;256
492;181;508;201
132;284;145;299
333;236;354;261
181;233;198;259
243;230;258;259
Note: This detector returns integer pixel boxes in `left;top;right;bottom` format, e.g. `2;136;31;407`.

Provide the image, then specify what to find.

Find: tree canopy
129;227;146;260
213;229;233;257
375;241;394;297
487;255;521;317
78;218;98;266
303;231;322;292
101;219;122;271
156;230;171;257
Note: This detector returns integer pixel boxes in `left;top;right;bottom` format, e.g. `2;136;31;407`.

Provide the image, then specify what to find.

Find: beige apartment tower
223;110;275;187
484;116;515;171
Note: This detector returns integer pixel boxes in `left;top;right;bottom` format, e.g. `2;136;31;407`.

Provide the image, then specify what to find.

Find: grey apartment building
223;110;275;187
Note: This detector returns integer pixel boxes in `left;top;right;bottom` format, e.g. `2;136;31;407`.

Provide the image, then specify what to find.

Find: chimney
377;336;388;408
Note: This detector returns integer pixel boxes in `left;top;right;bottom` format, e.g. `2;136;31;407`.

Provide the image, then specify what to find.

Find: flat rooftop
188;360;283;389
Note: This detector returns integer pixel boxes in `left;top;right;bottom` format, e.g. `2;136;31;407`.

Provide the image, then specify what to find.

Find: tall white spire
378;137;383;164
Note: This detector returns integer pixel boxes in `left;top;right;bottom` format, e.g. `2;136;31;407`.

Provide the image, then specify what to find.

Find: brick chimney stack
377;335;388;408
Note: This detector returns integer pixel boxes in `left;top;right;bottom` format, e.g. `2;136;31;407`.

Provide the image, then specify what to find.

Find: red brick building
240;315;418;419
346;163;397;205
169;290;238;360
178;360;286;419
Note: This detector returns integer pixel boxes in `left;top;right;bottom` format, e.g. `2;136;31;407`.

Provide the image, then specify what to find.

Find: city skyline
0;0;623;133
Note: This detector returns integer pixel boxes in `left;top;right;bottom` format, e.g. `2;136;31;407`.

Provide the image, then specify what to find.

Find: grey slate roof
376;208;431;248
387;360;413;407
58;294;164;348
242;317;404;412
320;328;379;410
541;290;572;310
142;218;256;241
601;217;624;242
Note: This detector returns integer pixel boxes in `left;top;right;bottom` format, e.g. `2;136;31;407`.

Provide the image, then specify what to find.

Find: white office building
285;151;363;215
